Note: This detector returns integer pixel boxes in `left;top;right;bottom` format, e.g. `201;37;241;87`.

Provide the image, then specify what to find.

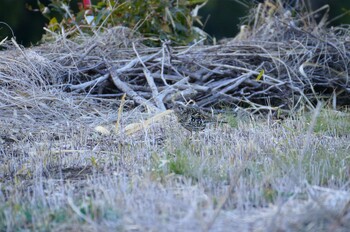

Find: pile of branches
1;1;350;115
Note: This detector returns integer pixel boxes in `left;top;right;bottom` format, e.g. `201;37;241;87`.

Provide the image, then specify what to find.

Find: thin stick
115;93;126;133
143;69;166;110
69;73;109;91
133;43;165;110
110;69;156;109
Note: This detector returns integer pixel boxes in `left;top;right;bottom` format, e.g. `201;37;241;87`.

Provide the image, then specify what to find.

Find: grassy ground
0;100;349;231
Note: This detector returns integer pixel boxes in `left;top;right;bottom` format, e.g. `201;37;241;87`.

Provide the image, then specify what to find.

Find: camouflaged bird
173;102;223;132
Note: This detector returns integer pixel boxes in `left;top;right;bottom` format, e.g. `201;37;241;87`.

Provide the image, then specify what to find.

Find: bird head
173;102;186;115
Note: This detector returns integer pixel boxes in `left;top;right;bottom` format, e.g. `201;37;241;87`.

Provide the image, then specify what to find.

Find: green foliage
168;151;191;175
151;149;196;179
35;0;206;46
306;109;350;136
225;112;239;128
151;141;230;183
262;182;277;203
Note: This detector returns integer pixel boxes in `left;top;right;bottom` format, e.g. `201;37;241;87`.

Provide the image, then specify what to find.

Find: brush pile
1;1;349;115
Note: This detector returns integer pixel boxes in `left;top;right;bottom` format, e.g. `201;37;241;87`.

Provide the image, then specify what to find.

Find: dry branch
1;1;350;115
109;67;156;110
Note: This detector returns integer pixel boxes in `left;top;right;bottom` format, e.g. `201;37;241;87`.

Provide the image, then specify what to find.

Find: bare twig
110;68;156;109
133;43;165;110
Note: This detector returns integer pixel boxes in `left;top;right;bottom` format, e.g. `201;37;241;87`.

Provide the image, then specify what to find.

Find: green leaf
256;69;264;81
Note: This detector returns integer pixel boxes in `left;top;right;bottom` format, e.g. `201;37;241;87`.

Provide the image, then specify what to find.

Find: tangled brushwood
1;1;350;116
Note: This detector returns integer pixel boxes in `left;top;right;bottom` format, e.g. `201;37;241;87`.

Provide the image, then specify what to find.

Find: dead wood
1;2;350;117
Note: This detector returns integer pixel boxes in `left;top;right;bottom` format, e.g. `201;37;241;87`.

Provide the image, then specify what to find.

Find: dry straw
0;1;350;231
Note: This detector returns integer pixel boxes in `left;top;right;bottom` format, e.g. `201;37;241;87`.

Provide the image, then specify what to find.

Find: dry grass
0;94;349;231
0;1;350;231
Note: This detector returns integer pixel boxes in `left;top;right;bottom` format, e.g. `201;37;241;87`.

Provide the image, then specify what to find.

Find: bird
173;102;224;132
